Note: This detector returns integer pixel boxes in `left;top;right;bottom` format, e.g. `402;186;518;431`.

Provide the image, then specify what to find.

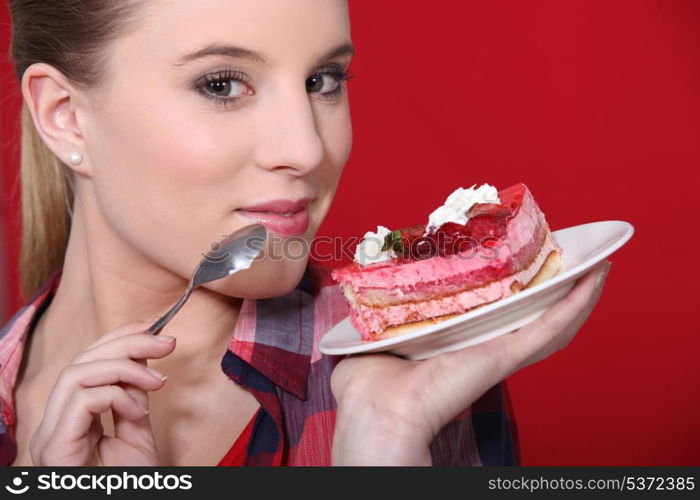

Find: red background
1;1;698;465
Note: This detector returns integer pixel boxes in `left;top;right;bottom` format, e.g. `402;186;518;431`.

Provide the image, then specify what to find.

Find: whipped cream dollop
424;183;500;235
354;225;398;266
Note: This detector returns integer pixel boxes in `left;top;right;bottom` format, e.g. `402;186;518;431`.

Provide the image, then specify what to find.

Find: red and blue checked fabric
0;262;520;466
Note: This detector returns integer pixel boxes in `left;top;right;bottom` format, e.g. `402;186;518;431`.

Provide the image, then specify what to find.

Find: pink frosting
333;185;548;293
331;184;563;340
348;232;561;340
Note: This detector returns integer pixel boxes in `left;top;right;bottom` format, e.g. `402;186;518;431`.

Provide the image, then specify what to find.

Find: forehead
121;0;351;67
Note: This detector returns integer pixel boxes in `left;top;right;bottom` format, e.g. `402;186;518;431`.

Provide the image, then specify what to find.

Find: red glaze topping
390;183;526;261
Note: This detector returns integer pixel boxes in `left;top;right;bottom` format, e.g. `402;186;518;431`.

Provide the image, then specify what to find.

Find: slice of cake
330;183;562;341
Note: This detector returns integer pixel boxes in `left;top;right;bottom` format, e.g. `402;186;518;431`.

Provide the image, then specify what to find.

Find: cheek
310;104;353;221
83;80;352;296
91;70;251;203
86;98;251;276
327;101;353;174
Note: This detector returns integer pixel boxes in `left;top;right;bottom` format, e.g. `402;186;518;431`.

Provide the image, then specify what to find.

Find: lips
235;197;312;236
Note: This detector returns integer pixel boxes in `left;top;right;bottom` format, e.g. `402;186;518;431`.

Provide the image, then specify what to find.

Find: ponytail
18;103;74;298
9;0;144;298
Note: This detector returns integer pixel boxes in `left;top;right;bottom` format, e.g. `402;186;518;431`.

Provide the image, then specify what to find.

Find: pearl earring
69;151;83;165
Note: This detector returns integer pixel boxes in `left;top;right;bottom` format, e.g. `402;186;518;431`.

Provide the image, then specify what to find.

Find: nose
251;81;324;176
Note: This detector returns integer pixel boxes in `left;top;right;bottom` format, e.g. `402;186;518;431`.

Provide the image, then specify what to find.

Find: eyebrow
173;41;355;67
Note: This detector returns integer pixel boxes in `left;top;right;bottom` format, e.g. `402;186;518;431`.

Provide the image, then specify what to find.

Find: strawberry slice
466;202;513;219
396;183;527;260
395;224;432;260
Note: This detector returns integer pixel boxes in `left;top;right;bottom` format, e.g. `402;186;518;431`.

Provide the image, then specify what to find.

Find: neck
36;192;243;379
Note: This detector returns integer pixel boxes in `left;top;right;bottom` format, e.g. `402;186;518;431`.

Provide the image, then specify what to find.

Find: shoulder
300;260;349;331
0;302;32;360
0;271;59;453
274;261;348;464
0;279;52;357
301;261;349;350
0;269;60;395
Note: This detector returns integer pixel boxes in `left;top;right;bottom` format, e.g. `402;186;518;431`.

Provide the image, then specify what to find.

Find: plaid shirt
0;262;520;466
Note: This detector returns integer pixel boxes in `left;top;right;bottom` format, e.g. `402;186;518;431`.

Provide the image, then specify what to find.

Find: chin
202;255;309;300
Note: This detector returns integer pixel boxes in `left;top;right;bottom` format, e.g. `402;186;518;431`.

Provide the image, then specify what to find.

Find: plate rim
319;219;635;355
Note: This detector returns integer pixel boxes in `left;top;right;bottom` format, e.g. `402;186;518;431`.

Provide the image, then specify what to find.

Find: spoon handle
147;281;195;335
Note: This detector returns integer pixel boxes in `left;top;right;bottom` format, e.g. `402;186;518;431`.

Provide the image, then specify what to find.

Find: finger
33;321;173;455
512;262;610;371
39;385;148;463
32;359;167;450
499;260;612;377
420;339;516;427
71;331;176;365
113;376;158;452
418;261;612;425
113;353;159;452
69;330;174;450
87;319;160;350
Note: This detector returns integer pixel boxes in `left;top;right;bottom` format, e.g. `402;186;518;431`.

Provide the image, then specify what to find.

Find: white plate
319;220;634;360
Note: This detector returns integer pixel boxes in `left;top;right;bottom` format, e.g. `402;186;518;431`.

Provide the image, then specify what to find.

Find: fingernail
596;272;604;286
154;335;176;343
125;390;149;414
147;367;167;381
134;400;149;414
596;262;611;286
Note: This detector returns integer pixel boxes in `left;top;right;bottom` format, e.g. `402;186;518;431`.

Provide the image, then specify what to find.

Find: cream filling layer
348;231;560;336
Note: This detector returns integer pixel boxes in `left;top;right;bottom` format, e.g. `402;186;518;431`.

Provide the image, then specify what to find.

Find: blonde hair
8;0;143;299
18;104;75;298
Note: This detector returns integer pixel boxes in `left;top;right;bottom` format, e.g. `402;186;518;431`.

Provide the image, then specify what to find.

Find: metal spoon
147;223;267;335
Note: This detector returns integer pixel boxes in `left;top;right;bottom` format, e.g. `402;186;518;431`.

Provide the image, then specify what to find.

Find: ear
20;62;92;177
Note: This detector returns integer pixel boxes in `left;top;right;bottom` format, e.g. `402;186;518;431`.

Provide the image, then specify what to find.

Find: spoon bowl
147;223;267;335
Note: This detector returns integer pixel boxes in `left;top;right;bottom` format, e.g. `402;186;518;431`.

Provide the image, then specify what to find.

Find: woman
1;0;610;466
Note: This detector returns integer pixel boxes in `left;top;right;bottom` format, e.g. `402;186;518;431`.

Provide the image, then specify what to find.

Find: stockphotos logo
5;471;29;494
4;471;193;495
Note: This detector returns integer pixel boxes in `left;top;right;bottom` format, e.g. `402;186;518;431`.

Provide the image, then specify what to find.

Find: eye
205;78;246;98
200;70;250;98
193;67;353;109
306;73;338;94
193;69;252;106
306;68;353;99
